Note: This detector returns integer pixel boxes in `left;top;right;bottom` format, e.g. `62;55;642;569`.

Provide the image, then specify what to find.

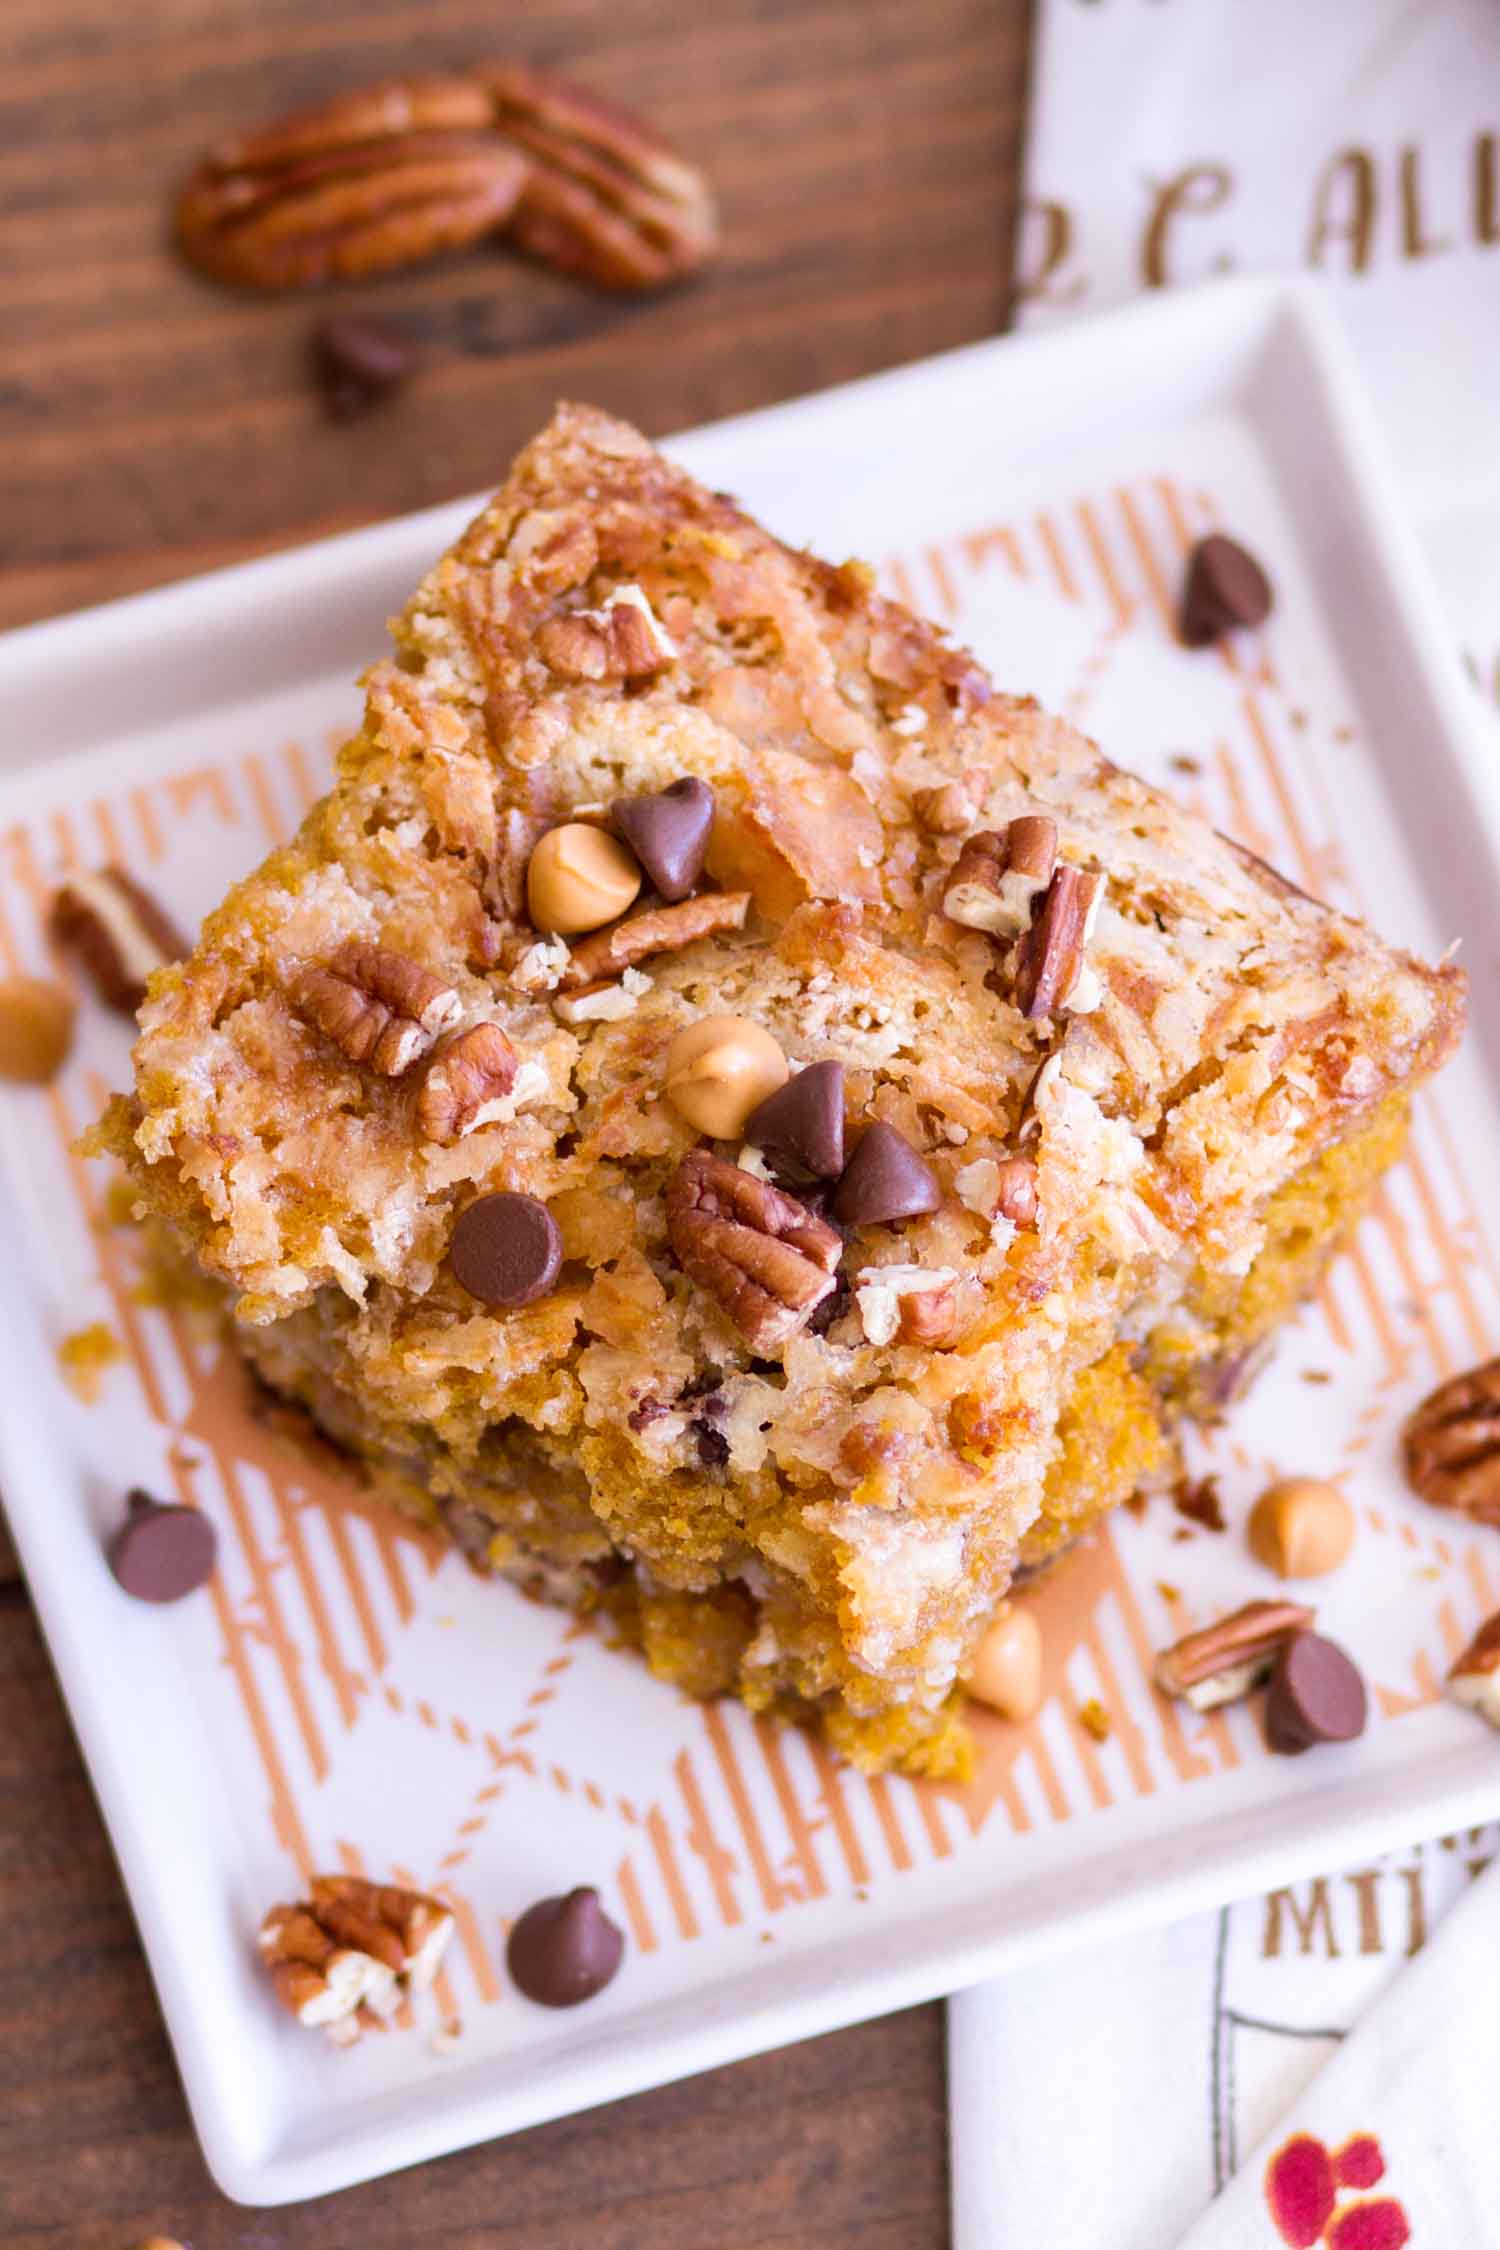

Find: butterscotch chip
527;823;642;934
664;1014;788;1139
966;1602;1043;1720
1248;1477;1355;1579
0;976;75;1082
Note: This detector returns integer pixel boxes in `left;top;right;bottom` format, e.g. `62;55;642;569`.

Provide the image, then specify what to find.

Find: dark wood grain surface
0;2;1031;2239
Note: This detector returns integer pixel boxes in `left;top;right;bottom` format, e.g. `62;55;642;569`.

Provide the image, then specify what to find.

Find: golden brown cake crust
100;403;1465;1765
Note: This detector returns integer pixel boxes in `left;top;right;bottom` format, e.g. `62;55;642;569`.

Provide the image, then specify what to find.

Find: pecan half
1014;864;1104;1019
417;1021;519;1140
943;816;1058;936
259;1873;454;2045
534;585;678;681
479;63;718;290
666;1148;841;1351
288;942;462;1074
49;867;188;1013
1402;1359;1500;1523
176;64;715;295
178;98;529;289
1448;1610;1500;1729
1153;1598;1315;1712
559;891;750;991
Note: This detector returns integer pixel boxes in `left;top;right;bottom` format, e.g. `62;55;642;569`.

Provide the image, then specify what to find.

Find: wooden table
0;4;1030;2239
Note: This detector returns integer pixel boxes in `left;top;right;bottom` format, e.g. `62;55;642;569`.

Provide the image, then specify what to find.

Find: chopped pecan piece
258;1873;454;2044
895;1280;959;1347
49;867;188;1013
1448;1610;1500;1729
1153;1598;1315;1712
288;941;462;1074
417;1021;520;1140
943;816;1058;936
1014;864;1104;1019
558;890;750;990
1402;1359;1500;1523
911;779;978;835
853;1263;959;1347
666;1148;841;1351
991;1157;1039;1228
479;63;718;290
535;585;677;680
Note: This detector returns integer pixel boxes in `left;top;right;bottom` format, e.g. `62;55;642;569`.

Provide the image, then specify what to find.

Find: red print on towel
1264;2133;1409;2248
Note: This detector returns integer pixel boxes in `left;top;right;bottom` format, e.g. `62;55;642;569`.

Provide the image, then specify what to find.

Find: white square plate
4;276;1500;2204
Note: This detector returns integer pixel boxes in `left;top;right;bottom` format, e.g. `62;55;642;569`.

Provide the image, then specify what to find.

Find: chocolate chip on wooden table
311;314;421;420
745;1058;846;1180
507;1885;624;2006
1179;533;1274;647
832;1121;942;1226
450;1192;562;1307
108;1489;217;1603
611;776;715;902
1264;1630;1367;1754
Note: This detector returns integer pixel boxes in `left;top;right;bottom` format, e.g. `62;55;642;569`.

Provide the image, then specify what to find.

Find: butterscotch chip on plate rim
1247;1476;1356;1579
0;975;75;1083
89;402;1465;1779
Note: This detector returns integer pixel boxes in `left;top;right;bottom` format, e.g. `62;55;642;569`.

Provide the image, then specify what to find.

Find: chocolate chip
744;1059;846;1180
832;1121;942;1227
693;1421;730;1467
806;1273;851;1335
611;777;714;902
679;1368;726;1404
450;1193;562;1308
626;1396;669;1432
312;314;420;422
1179;534;1273;647
1264;1631;1367;1754
107;1489;216;1603
506;1886;624;2007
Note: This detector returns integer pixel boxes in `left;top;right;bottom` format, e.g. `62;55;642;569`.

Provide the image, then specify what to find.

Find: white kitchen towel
1010;0;1500;708
949;7;1500;2242
949;1826;1499;2249
1170;1845;1500;2248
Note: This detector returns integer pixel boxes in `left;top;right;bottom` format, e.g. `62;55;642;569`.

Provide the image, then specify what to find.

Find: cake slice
97;405;1464;1775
